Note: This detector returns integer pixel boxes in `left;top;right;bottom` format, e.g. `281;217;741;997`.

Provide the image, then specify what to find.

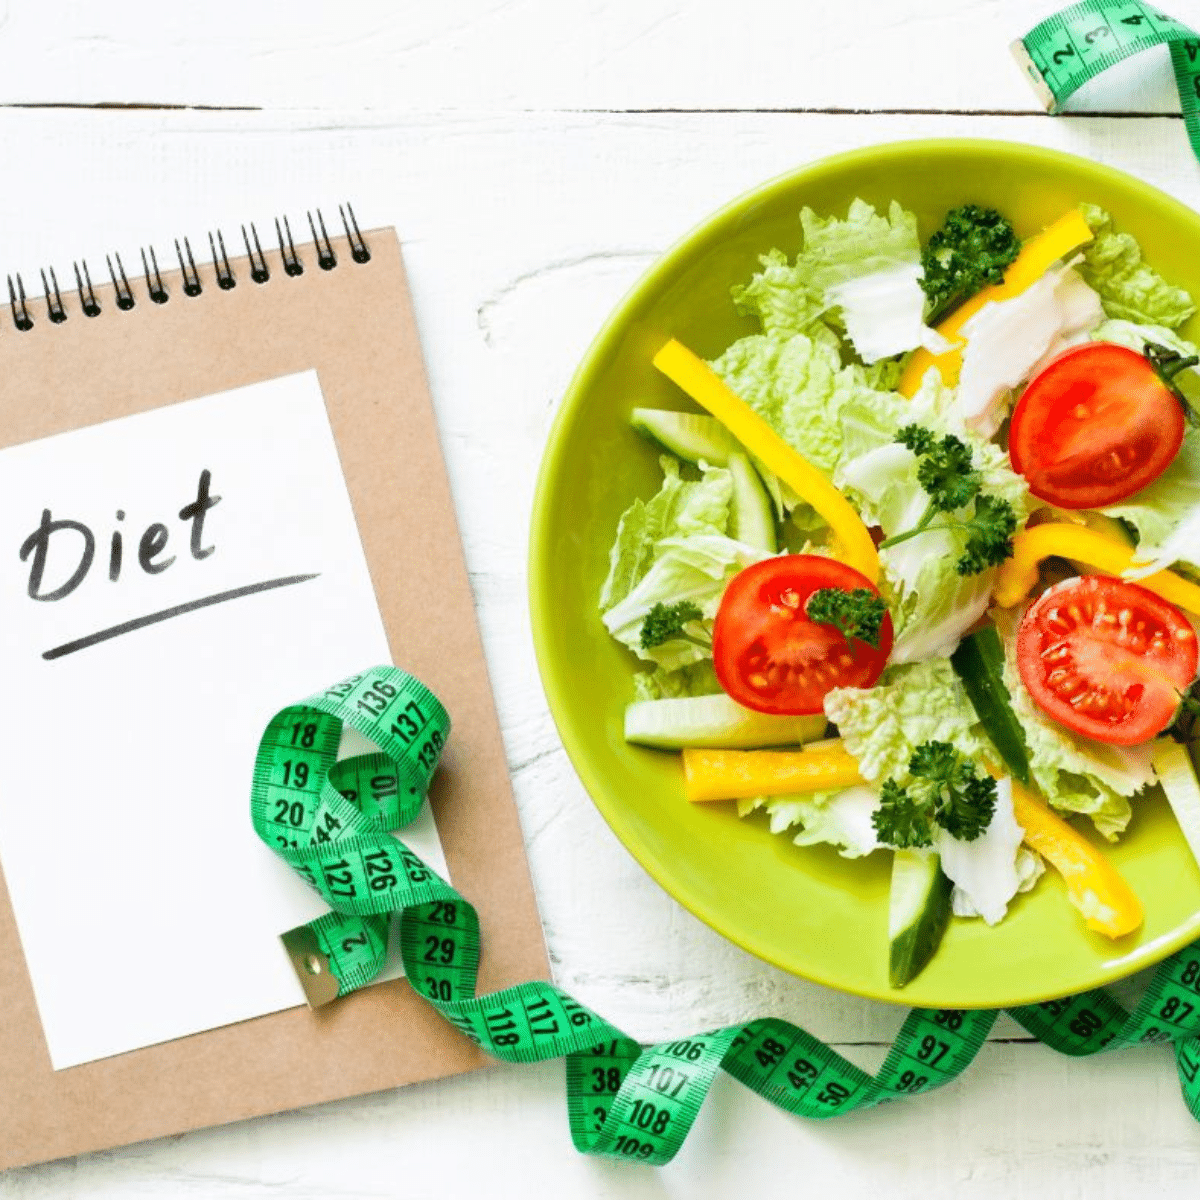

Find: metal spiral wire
5;203;369;330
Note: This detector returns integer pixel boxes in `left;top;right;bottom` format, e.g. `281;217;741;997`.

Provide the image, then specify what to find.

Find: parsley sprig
871;740;997;848
639;600;711;651
920;205;1021;327
877;424;1017;576
806;587;888;649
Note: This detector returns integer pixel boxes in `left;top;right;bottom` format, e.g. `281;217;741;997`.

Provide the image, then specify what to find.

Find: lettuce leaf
709;330;900;476
800;200;935;364
1091;316;1200;360
632;660;722;701
718;207;916;492
881;541;996;665
824;658;993;784
797;199;921;292
1089;320;1200;572
837;387;910;475
859;354;910;392
838;437;991;661
731;248;839;343
1078;204;1196;329
599;455;733;611
826;263;933;364
601;533;770;670
824;664;1043;916
731;201;934;364
1001;652;1153;839
953;264;1104;437
935;777;1027;925
949;844;1045;922
835;377;1030;661
737;785;882;858
1105;429;1200;569
598;455;769;670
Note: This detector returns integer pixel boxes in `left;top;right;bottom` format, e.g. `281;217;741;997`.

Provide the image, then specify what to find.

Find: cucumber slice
624;693;826;749
630;408;739;466
1151;739;1200;870
727;451;777;552
749;452;786;520
888;849;953;989
950;627;1032;786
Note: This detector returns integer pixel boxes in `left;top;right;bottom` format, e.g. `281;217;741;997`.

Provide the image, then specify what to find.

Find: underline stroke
42;573;321;660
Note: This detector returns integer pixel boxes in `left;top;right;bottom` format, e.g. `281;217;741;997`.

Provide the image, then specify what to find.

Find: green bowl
528;138;1200;1008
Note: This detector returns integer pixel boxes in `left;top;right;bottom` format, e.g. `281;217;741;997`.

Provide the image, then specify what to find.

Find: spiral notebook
0;212;548;1169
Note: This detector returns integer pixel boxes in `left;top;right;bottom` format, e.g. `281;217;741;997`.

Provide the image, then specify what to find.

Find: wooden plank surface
0;0;1185;112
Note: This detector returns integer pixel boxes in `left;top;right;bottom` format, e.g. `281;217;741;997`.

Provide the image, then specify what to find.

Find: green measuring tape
253;666;1200;1164
1014;2;1200;160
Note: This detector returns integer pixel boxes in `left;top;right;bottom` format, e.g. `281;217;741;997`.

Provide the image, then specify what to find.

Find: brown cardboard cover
0;228;548;1169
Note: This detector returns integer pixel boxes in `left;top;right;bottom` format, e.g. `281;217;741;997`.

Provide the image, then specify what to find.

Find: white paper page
0;370;447;1070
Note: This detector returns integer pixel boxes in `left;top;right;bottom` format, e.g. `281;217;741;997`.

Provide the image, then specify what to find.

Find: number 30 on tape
252;666;1200;1164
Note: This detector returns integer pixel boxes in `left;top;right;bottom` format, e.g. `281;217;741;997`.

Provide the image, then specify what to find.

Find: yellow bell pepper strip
682;740;865;802
687;739;1142;935
652;338;879;584
898;208;1095;396
993;522;1200;615
1010;779;1143;938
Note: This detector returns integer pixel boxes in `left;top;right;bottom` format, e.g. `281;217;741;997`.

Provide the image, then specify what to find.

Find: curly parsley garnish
871;740;997;849
639;600;710;650
878;425;1017;576
920;205;1021;326
806;587;888;649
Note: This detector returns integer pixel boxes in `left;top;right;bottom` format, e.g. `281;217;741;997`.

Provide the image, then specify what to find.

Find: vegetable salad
599;196;1200;986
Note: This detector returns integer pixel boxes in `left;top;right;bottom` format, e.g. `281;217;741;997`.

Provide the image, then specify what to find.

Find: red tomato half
712;555;893;716
1009;342;1185;509
1016;575;1198;745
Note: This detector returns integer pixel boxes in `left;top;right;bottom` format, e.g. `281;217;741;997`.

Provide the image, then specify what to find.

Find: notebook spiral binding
5;204;370;332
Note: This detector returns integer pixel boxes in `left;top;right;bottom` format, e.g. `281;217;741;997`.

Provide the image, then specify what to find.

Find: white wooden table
2;2;1199;1195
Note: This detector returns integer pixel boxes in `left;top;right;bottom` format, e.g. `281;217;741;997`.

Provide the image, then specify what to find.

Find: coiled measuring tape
253;666;1200;1165
1013;2;1200;161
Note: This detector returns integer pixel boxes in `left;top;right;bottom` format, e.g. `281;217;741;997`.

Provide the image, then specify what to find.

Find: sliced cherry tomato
1009;341;1185;509
712;555;893;716
1016;575;1198;746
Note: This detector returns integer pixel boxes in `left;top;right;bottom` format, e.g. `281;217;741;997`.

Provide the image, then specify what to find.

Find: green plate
528;138;1200;1009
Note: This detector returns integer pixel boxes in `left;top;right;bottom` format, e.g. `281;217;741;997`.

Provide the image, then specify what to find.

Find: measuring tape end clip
281;924;341;1008
1010;38;1061;113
